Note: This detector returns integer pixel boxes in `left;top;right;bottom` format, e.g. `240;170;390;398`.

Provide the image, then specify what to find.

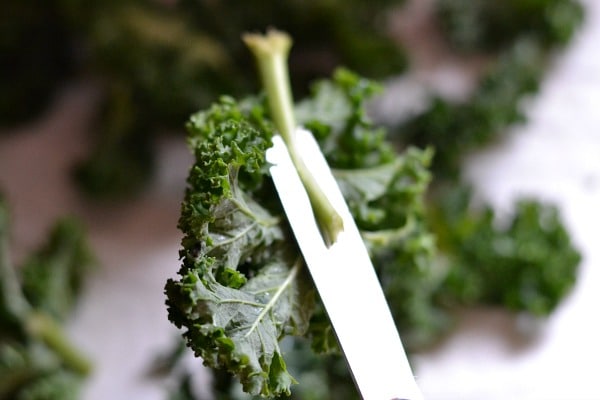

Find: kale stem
25;311;92;376
0;202;30;319
243;29;344;246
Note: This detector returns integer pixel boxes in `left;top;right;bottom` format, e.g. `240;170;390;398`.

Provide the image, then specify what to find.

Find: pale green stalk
243;29;344;246
26;312;93;375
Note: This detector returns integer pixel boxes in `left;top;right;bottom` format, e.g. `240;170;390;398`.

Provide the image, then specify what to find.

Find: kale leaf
431;187;581;316
20;218;94;321
0;195;93;399
166;69;433;397
165;97;315;397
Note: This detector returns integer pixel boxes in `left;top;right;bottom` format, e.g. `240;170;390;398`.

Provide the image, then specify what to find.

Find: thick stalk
243;30;344;246
0;202;29;318
26;311;92;375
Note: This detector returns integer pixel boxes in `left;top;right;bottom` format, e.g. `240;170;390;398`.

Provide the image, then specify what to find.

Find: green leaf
432;186;581;316
167;68;439;397
167;96;315;396
167;255;310;396
20;218;95;321
334;147;433;229
296;69;394;169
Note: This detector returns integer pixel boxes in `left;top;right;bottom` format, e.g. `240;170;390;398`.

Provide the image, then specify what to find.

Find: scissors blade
267;129;424;400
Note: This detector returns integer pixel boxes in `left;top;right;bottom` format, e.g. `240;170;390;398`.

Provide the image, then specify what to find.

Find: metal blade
267;129;424;400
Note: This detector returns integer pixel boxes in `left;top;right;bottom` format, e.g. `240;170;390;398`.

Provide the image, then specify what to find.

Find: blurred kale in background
1;0;408;197
0;195;94;399
430;186;581;316
395;0;584;178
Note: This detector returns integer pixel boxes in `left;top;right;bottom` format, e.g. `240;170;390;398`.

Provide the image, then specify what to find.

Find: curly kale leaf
334;148;433;230
169;257;309;396
166;70;435;397
296;68;395;169
166;97;315;397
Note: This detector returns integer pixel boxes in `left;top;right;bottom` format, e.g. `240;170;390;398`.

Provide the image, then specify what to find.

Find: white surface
1;1;599;398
